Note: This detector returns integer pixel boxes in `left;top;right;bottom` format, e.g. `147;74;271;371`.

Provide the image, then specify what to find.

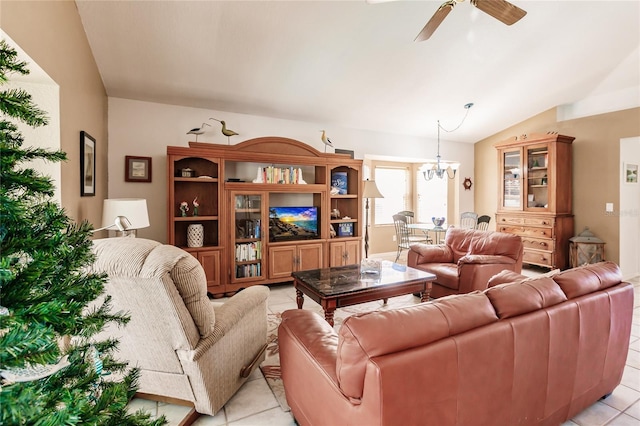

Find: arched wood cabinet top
189;136;348;160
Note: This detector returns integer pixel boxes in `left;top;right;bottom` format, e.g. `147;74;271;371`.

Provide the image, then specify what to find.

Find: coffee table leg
296;288;304;309
324;309;335;327
421;281;432;302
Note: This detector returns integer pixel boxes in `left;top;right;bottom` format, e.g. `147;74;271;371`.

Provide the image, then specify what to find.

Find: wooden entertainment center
495;133;574;270
167;137;363;296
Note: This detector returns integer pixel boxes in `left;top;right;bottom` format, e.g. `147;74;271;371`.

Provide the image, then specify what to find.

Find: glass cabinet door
232;193;264;281
525;146;549;210
502;149;522;209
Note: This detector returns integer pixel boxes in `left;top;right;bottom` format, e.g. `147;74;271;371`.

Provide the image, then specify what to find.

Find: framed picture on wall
80;131;96;196
125;156;152;182
624;163;638;184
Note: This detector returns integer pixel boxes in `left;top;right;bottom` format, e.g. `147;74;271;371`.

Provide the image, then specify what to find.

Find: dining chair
476;215;491;231
393;214;430;262
397;210;418;237
460;211;478;229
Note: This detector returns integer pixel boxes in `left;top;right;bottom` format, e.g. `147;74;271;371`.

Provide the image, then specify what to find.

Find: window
373;166;409;225
415;172;448;223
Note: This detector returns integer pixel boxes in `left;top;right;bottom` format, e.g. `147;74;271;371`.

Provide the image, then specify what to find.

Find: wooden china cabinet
495;133;574;270
167;137;363;297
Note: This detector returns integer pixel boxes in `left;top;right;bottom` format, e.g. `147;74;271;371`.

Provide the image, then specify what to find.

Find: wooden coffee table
292;261;436;326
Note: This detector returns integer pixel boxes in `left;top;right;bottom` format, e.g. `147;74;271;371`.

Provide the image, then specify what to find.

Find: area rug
259;294;420;412
259;312;289;412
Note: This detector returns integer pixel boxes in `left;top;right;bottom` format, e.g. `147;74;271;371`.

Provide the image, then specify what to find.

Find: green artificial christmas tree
0;40;165;425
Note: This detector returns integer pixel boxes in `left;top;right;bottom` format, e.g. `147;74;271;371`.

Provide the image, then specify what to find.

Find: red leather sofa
408;227;524;298
278;262;633;426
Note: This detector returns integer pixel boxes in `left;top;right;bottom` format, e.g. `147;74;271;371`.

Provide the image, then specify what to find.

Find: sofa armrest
458;254;517;266
190;286;270;359
279;310;349;422
408;243;453;265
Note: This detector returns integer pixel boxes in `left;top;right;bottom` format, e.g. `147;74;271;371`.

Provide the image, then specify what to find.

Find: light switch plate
606;203;614;212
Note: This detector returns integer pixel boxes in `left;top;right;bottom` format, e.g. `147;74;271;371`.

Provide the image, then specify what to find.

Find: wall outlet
392;235;396;242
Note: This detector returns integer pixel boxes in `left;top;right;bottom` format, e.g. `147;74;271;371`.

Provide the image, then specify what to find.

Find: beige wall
475;107;640;265
1;0;108;226
107;97;476;244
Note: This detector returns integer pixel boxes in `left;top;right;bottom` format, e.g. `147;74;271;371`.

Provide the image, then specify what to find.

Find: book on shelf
236;263;261;278
259;166;304;184
235;241;262;261
237;219;261;238
331;171;348;195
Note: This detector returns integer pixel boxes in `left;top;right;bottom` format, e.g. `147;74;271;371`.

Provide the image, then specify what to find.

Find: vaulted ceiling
76;0;640;142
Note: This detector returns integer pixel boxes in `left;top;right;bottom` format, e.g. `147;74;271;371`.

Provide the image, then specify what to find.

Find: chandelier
422;103;473;181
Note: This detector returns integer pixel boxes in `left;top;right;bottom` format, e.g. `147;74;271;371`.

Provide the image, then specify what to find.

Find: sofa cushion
445;228;475;263
487;270;528;287
444;228;523;264
336;291;497;399
467;230;523;261
420;264;459;290
552;261;622;299
485;277;567;319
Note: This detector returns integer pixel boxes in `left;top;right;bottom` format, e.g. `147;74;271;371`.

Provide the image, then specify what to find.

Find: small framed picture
624;163;638;184
125;156;152;182
80;131;96;196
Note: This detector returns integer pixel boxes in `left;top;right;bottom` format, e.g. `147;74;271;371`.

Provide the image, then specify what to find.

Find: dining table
406;223;447;244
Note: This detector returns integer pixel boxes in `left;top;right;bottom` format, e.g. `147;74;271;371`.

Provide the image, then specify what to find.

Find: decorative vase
187;224;204;248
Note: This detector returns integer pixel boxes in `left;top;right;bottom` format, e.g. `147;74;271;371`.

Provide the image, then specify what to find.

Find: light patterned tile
246;365;265;382
601;385;640;412
192;409;227;426
268;300;298;314
224;374;279;422
607;413;640;426
626;348;640;370
229;406;295;426
622;399;640;420
570;401;620;426
621;366;640;391
157;403;194;425
127;397;157;417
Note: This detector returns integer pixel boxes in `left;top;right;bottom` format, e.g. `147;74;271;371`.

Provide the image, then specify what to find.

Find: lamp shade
101;198;150;230
362;179;383;199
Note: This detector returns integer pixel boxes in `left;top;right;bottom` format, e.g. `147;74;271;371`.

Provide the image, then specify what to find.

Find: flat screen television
269;206;319;242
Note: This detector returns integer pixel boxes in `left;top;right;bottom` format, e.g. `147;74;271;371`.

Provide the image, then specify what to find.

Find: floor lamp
362;179;383;258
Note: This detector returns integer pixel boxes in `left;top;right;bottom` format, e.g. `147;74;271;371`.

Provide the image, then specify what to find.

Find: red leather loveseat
408;227;523;298
278;262;632;426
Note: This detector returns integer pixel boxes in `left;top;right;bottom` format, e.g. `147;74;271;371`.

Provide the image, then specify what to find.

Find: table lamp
362;179;383;258
100;198;150;237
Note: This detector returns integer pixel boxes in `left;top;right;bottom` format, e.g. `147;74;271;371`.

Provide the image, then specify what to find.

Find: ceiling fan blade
415;0;456;42
471;0;527;26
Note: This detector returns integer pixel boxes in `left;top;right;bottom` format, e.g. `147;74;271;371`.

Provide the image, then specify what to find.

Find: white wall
3;31;61;203
619;136;640;279
108;97;475;243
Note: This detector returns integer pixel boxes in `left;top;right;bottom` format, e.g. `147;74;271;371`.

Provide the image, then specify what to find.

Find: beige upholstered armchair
90;238;269;418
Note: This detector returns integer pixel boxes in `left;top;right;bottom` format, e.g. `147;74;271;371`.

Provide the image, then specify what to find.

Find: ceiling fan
369;0;527;42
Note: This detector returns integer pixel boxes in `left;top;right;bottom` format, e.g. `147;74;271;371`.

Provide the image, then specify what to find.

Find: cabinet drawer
497;216;524;225
523;217;554;227
499;226;554;239
521;237;553;252
497;215;554;227
523;249;553;267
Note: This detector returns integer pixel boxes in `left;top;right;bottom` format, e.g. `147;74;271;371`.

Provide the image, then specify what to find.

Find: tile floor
128;253;640;426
